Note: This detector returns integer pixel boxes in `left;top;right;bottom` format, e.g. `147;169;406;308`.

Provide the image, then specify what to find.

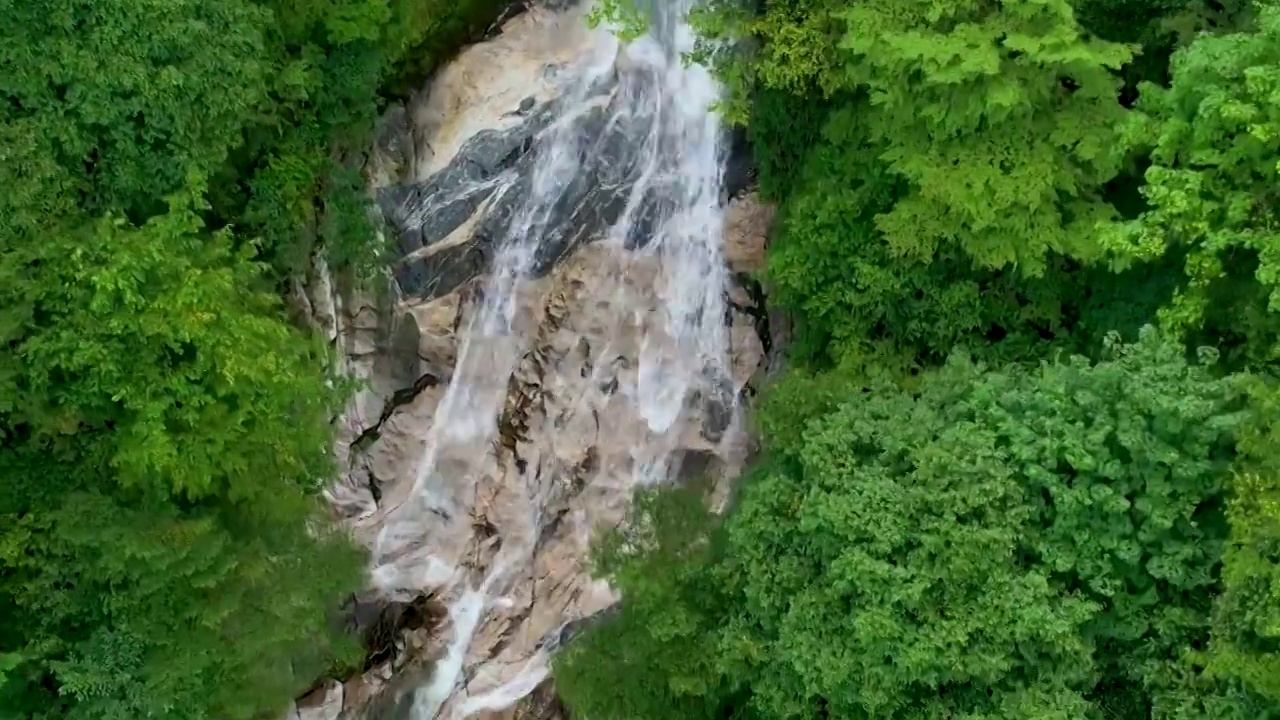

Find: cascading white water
620;7;729;441
366;0;732;716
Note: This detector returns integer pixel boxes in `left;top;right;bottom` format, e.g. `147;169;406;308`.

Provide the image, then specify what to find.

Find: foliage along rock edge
554;1;1280;719
0;0;515;717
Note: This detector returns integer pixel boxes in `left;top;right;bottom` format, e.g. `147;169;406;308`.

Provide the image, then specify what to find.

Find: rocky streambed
286;2;781;718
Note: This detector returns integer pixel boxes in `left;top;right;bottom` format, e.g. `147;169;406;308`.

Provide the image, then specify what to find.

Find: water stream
367;0;730;716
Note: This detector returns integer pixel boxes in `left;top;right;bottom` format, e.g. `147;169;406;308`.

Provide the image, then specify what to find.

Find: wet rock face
381;80;647;301
302;4;775;719
371;5;757;304
384;102;758;303
343;592;448;671
473;680;565;720
324;240;766;714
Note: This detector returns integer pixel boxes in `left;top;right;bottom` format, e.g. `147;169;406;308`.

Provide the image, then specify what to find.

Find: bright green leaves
744;5;850;97
586;0;651;42
1000;335;1242;712
557;332;1259;720
0;0;271;221
734;0;1280;368
762;104;1078;368
1208;470;1280;703
0;181;364;719
323;0;395;43
704;0;1144;369
711;0;1132;275
1103;2;1280;361
0;492;363;720
1201;379;1280;705
831;0;1132;273
0;182;341;503
726;360;1097;720
737;330;1244;720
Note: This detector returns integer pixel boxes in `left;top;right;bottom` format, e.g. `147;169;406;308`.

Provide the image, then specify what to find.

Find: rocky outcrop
298;3;776;719
474;680;565;720
367;5;757;305
314;241;768;717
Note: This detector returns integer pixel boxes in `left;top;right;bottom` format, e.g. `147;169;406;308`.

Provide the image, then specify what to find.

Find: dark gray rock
520;99;645;274
386;315;422;389
699;370;735;443
378;47;753;303
380;76;648;300
724;125;757;199
556;606;621;648
393;240;488;300
377;111;548;256
672;448;719;484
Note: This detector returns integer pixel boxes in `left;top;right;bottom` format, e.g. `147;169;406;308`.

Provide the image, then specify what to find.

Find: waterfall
362;0;733;716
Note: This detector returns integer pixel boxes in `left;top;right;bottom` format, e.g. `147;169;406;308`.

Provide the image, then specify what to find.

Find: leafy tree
1103;1;1280;366
561;2;1280;720
557;331;1274;720
0;0;517;717
0;0;271;224
0;0;524;712
684;0;1157;369
1;183;342;504
1;0;510;276
554;482;738;720
701;0;1133;275
0;183;365;719
1203;376;1280;706
763;104;1079;369
1073;0;1254;107
841;0;1133;272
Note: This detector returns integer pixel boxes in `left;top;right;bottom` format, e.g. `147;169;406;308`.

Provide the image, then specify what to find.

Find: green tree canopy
684;0;1154;368
557;331;1276;720
701;0;1133;274
1103;2;1280;365
558;4;1280;720
0;0;270;224
0;0;520;717
0;184;365;719
1202;376;1280;707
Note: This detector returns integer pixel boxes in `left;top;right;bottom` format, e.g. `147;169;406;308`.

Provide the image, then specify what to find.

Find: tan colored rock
302;6;778;720
723;192;774;273
297;681;344;720
323;235;765;719
474;679;565;720
404;291;462;372
730;310;765;392
406;3;603;181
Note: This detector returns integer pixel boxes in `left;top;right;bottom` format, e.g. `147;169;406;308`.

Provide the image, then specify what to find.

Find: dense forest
0;0;504;717
555;0;1280;719
4;0;1280;718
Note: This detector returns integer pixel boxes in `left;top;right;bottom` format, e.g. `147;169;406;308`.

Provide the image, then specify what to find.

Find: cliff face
290;3;780;718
